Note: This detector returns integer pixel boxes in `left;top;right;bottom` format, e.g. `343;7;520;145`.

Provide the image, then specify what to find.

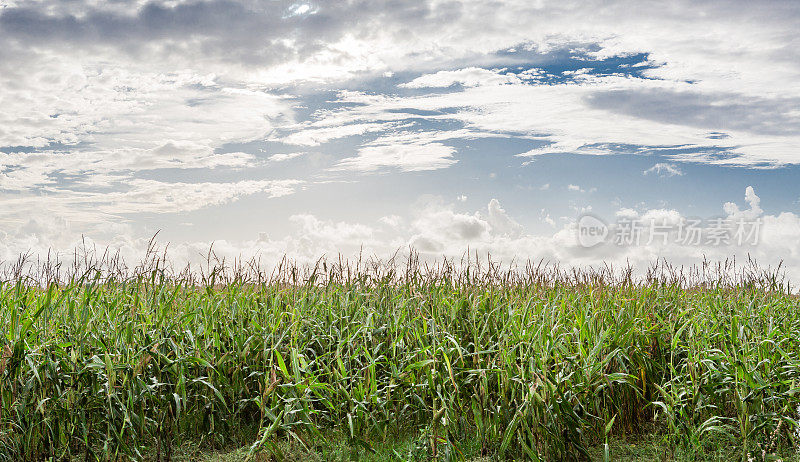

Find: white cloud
724;185;763;219
486;198;523;238
0;179;302;237
615;208;639;220
334;142;457;172
639;209;683;227
103;179;301;214
268;152;305;162
2;0;800;282
274;123;393;146
399;67;524;88
290;214;374;242
0;64;294;194
379;215;402;227
644;163;684;177
285;3;315;17
3;188;800;285
328;74;800;167
540;209;556;227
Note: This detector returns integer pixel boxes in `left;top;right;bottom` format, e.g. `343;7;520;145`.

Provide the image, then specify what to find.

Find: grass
187;433;800;462
1;248;799;461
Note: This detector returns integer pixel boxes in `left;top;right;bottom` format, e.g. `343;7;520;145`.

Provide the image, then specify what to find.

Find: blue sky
1;0;799;278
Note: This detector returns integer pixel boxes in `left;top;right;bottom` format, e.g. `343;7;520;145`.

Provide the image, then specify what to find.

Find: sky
1;0;799;280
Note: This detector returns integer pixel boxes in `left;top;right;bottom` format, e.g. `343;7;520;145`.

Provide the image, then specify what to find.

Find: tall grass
0;248;798;460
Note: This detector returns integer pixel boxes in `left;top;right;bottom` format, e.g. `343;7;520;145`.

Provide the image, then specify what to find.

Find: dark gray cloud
0;0;462;64
585;89;800;137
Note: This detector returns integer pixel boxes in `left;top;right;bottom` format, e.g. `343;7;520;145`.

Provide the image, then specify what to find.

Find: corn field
0;250;799;461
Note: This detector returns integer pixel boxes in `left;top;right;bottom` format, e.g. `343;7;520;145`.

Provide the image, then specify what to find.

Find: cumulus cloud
3;189;800;285
540;209;556;227
290;214;374;243
644;163;684;177
724;186;763;219
486;199;523;238
615;208;639;220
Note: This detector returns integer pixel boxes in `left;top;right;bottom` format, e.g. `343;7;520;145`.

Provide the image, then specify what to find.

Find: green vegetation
1;251;799;461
